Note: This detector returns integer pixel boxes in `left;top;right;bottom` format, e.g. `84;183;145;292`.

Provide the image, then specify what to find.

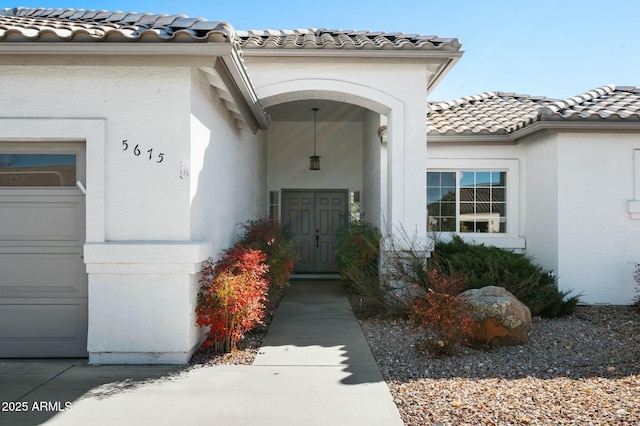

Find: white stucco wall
430;129;640;305
244;56;429;237
1;63;268;363
555;132;640;304
522;132;560;275
266;120;362;194
189;69;268;256
0;65;193;240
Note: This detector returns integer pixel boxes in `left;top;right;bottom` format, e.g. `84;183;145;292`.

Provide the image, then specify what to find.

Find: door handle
315;229;320;248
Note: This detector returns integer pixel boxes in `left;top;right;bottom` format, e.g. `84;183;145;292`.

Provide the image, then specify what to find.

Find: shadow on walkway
0;280;403;426
254;279;384;385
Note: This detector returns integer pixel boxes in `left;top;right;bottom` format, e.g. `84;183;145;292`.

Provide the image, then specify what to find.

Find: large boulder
459;286;532;346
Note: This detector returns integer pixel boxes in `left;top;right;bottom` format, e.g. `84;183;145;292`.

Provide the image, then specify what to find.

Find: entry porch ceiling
266;99;368;122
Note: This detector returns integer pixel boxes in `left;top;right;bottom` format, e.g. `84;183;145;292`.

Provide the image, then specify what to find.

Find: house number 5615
122;140;165;163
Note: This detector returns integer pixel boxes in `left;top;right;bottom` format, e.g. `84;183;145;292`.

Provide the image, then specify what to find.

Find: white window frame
428;158;525;250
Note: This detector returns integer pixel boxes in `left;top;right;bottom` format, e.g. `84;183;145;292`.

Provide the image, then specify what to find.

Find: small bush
335;220;381;278
335;221;390;309
238;217;298;305
430;235;579;317
409;269;474;357
196;244;269;353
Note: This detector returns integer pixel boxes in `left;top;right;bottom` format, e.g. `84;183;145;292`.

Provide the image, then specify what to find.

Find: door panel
0;143;87;358
0;195;87;357
282;190;347;273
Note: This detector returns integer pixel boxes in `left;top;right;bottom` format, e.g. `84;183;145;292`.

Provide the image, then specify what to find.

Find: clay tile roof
0;6;234;43
236;28;461;51
538;84;640;121
428;92;553;135
428;85;640;137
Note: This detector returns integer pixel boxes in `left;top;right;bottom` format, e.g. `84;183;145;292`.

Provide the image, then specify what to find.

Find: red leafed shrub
409;269;475;357
196;244;269;353
238;218;298;305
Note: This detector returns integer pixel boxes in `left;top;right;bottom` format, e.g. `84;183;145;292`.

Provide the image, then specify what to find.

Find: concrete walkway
0;280;403;426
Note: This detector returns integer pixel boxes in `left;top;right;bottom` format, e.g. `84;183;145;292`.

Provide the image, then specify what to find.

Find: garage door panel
0;299;88;358
0;142;87;358
0;198;83;243
0;252;86;298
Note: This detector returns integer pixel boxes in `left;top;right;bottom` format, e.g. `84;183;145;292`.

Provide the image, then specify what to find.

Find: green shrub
335;221;389;309
430;235;579;318
335;220;381;277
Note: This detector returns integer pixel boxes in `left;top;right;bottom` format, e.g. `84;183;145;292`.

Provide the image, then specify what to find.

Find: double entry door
282;190;348;274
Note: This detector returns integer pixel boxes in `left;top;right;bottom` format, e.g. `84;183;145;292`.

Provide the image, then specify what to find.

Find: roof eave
0;42;234;57
427;51;463;96
0;41;270;133
239;47;463;59
219;48;271;132
427;120;640;143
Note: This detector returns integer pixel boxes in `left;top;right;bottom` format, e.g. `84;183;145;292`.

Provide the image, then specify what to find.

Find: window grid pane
427;171;457;232
459;171;507;233
428;170;507;234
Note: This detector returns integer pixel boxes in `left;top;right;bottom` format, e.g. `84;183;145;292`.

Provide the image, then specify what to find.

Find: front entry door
282;190;348;273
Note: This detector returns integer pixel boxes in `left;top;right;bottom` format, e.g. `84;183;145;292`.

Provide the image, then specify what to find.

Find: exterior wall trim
0;117;106;241
428;121;640;144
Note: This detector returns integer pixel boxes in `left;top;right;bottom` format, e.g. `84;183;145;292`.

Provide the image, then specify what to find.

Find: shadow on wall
188;73;268;255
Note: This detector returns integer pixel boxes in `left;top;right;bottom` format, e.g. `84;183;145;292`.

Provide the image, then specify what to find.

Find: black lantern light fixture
309;107;321;170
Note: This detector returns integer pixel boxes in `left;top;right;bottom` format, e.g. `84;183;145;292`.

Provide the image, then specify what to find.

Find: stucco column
84;241;211;364
386;101;427;239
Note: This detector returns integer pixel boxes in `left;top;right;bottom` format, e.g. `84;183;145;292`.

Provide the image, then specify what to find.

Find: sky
8;0;640;101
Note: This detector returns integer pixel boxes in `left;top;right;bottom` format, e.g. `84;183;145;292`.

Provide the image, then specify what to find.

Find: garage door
0;144;87;358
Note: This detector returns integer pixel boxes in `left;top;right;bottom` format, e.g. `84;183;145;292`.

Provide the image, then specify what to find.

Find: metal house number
122;140;165;163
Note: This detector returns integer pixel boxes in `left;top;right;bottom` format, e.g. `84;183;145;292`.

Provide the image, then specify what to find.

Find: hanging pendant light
309;107;321;170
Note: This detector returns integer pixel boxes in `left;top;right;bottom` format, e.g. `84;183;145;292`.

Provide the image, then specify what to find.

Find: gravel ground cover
188;294;640;425
360;305;640;425
189;326;266;366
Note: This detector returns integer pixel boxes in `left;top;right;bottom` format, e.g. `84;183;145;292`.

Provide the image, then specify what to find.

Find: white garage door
0;143;87;358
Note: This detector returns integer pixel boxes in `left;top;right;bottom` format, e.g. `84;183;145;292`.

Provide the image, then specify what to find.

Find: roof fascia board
428;120;640;143
240;48;463;60
0;42;234;57
427;54;462;95
220;48;270;131
215;53;270;133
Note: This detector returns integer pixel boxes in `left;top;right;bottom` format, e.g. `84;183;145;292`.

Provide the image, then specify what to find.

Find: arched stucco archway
258;79;398;116
257;78;426;237
257;78;427;239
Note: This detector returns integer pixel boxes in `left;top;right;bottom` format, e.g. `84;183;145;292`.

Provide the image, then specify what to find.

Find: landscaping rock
459;286;532;346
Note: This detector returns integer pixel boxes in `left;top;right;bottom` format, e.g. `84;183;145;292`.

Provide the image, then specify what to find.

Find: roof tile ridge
539;84;616;118
613;85;640;93
429;91;499;111
5;6;236;41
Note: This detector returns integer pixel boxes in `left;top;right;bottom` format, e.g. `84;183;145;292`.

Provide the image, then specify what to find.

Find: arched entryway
264;97;380;274
255;78;429;275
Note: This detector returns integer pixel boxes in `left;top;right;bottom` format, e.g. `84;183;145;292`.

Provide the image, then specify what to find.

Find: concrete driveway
0;280;403;426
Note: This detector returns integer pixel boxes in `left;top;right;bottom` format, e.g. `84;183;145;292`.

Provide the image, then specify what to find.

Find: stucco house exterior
0;7;638;364
0;7;461;363
426;85;640;306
